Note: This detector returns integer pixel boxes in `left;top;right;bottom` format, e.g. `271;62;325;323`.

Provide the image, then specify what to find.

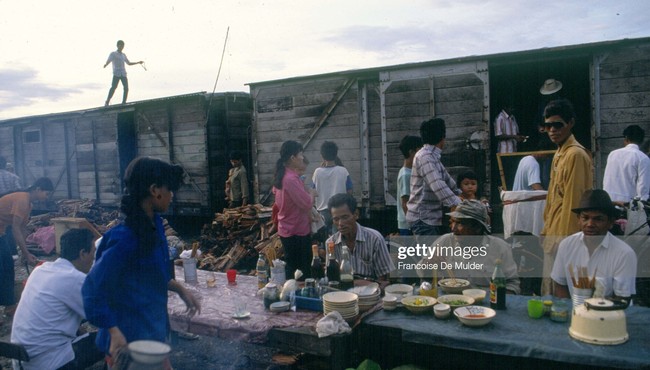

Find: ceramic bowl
438;278;471;294
128;340;171;364
454;305;496;327
462;289;487;304
437;294;475;310
401;295;437;315
433;303;451;319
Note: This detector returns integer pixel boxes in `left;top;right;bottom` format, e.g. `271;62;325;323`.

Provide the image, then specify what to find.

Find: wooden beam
300;78;356;150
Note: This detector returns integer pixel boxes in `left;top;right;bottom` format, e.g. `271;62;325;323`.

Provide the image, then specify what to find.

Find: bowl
401;295;437;314
438;278;470;294
128;340;171;364
384;284;414;299
462;289;486;304
433;303;451;319
454;306;496;327
437;294;474;310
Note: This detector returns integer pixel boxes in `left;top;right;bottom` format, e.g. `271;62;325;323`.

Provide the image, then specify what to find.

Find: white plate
348;283;380;296
323;291;359;304
232;311;251;319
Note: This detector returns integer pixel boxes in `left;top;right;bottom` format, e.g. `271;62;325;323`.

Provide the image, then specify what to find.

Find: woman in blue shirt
82;157;200;367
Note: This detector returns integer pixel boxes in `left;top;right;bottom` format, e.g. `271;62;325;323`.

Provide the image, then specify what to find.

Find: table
167;267;352;369
360;294;650;369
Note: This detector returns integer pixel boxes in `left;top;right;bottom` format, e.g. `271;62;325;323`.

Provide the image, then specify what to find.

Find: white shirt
106;51;130;77
551;232;637;298
397;166;412;229
11;258;87;370
312;166;350;211
603;143;650;202
512;156;541;191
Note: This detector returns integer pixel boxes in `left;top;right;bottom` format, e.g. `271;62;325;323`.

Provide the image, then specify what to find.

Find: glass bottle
326;241;340;284
310;243;324;280
339;245;354;290
490;259;507;310
257;253;269;289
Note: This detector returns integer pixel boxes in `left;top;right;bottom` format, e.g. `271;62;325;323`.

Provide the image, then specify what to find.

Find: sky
0;0;649;120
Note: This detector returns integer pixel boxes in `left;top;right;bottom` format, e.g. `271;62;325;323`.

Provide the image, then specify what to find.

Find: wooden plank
253;78;351;99
601;107;650;123
600;91;650;109
600;76;650;94
600;60;650;79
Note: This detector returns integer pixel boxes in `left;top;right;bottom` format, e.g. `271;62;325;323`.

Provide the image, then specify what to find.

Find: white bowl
401;295;437;315
454;305;496;327
437;294;475;310
433;303;451;319
384;284;414;298
462;289;487;304
128;340;171;364
438;279;471;294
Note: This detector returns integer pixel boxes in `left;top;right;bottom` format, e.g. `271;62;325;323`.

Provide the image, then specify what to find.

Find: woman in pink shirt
273;140;315;280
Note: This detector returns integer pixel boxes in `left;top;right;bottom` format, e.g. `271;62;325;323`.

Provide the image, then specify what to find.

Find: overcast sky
0;0;648;120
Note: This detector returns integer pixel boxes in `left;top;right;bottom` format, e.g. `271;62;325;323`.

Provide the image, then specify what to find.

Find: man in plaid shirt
406;118;461;236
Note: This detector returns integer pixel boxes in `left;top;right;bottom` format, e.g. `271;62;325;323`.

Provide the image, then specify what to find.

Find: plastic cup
182;258;198;284
227;269;237;284
206;272;216;288
572;288;593;308
527;299;544;319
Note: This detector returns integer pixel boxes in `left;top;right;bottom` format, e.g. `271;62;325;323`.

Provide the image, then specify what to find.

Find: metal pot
569;297;629;345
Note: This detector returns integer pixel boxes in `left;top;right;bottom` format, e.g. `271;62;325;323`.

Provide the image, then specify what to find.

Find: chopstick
569;264;596;289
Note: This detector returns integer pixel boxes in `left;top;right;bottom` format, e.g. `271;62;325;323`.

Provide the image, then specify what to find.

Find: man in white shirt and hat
551;189;636;299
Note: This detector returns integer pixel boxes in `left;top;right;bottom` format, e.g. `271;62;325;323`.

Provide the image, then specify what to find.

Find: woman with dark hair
0;177;53;310
273;140;316;280
82;157;200;369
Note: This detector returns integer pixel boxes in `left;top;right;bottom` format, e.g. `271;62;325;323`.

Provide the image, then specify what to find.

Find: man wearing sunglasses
539;99;593;295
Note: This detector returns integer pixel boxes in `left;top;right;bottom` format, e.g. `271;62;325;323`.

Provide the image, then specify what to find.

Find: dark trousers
0;235;15;306
106;75;129;104
409;220;441;236
57;332;104;370
281;235;312;281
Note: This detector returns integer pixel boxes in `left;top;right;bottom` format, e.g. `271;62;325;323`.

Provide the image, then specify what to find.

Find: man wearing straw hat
418;200;520;294
551;189;636;299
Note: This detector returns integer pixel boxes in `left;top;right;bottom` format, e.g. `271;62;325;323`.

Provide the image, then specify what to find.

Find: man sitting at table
11;228;104;370
419;200;520;294
551;189;637;299
326;193;395;281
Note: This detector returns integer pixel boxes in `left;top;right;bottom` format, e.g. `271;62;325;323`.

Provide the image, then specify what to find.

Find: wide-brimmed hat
446;199;491;233
571;189;619;217
540;79;563;95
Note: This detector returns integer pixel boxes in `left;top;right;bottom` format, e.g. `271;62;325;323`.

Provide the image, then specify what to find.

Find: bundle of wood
197;204;280;272
27;199;121;235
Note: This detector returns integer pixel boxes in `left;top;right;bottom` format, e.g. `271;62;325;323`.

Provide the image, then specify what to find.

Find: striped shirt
327;223;395;279
406;145;460;226
0;170;21;195
495;110;519;153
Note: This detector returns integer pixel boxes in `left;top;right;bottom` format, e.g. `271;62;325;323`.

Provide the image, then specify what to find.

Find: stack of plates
348;283;380;313
322;291;359;322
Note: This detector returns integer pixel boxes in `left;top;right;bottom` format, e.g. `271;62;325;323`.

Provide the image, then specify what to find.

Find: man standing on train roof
104;40;144;106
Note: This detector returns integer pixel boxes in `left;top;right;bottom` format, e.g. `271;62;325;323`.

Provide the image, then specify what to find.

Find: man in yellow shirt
540;99;593;295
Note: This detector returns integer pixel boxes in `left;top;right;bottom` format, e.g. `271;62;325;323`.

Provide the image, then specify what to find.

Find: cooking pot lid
585;298;613;308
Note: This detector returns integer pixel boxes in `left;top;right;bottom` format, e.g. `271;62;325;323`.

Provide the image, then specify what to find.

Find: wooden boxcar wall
594;41;650;187
380;61;489;206
251;76;372;206
135;95;210;214
251;60;489;212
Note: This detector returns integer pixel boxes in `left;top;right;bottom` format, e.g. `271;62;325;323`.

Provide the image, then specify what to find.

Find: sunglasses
541;121;567;130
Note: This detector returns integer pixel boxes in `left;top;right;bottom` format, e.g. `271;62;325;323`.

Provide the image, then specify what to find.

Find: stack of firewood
197;204;281;272
27;199;121;234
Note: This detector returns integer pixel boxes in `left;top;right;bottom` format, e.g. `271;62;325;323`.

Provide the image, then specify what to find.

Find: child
312;141;352;234
397;135;422;235
456;170;492;224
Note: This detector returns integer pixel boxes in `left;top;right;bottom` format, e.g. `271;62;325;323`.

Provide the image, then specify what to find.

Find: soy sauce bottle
490;259;507;310
326;241;340;283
